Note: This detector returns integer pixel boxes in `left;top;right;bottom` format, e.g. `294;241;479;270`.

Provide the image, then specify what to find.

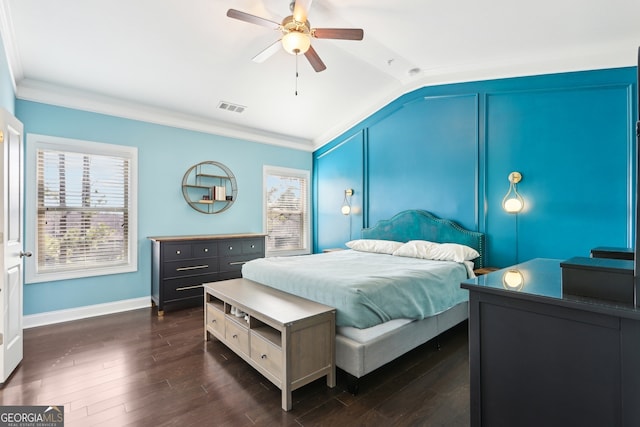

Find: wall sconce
502;172;524;214
502;269;524;291
341;189;354;215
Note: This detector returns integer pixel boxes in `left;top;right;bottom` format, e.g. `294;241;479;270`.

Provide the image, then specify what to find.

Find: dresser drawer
193;241;218;258
251;333;283;380
206;304;225;337
163;276;207;301
163;243;192;261
163;258;219;279
219;255;260;273
225;318;249;355
219;240;243;256
242;239;264;255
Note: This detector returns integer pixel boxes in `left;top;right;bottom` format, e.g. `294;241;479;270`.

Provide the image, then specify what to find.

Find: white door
0;108;24;383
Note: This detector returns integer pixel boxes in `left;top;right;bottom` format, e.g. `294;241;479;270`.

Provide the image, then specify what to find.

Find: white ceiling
1;0;639;151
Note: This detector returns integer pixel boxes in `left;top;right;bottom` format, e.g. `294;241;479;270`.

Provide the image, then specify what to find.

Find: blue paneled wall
314;67;637;267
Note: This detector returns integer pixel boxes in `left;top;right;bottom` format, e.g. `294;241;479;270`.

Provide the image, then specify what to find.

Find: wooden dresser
149;233;265;315
461;258;640;427
204;278;336;411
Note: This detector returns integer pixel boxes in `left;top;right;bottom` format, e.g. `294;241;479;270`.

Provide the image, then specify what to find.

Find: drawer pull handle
176;250;181;255
204;248;208;253
176;264;208;271
211;319;216;323
176;285;203;291
261;354;267;360
232;334;238;339
228;261;245;266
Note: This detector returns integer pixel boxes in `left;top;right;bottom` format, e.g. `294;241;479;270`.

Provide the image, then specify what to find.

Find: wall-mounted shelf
182;161;238;214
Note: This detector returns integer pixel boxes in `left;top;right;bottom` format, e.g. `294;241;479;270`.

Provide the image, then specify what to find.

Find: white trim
0;0;22;92
263;165;311;257
16;78;315;152
23;297;151;329
24;133;138;283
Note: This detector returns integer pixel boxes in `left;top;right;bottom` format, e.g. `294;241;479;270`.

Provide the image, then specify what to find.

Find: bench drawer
251;333;283;379
206;304;225;337
225;318;249;355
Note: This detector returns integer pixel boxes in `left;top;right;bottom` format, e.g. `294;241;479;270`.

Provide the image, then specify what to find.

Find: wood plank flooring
0;307;470;426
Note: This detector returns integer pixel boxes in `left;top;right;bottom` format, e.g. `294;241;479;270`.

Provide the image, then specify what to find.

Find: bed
242;209;485;390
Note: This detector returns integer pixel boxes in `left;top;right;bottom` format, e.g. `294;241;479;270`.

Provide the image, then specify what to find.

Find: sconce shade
341;189;353;215
282;31;311;55
504;197;523;213
502;172;524;214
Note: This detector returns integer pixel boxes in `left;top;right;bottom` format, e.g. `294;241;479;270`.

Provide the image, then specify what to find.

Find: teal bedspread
241;250;470;329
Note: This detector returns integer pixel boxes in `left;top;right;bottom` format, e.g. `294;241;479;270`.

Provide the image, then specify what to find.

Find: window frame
25;134;138;283
263;165;311;257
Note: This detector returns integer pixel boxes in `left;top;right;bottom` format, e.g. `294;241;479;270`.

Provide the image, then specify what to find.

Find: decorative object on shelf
502;171;524;214
341;188;353;215
182;161;237;214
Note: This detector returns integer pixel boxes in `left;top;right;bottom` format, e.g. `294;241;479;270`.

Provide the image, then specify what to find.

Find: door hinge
0;334;4;345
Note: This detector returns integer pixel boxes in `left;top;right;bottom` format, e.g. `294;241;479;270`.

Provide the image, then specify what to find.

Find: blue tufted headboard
361;210;485;269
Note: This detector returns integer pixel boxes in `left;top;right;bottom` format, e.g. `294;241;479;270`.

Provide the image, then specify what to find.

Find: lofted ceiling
1;0;639;151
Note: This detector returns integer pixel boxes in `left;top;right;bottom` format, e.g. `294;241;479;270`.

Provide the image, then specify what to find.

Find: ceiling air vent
218;101;246;113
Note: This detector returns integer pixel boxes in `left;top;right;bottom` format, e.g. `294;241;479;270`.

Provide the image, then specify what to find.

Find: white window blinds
265;167;310;255
36;148;130;273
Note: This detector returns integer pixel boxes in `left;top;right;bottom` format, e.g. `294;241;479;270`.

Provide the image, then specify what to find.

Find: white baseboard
23;297;152;329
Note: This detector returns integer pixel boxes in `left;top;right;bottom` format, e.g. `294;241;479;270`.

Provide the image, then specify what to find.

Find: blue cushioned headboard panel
361;210;485;269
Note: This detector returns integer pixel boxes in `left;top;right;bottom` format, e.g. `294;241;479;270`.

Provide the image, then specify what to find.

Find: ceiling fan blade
293;0;313;22
252;39;282;63
313;28;364;40
226;9;280;29
304;45;326;72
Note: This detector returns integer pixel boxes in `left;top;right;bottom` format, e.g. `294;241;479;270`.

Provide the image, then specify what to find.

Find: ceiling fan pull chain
295;49;300;96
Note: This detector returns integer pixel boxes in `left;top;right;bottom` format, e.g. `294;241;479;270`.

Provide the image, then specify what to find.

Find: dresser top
148;233;266;242
461;258;640;320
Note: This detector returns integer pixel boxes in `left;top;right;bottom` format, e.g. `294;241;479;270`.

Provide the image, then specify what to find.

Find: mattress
241;249;471;329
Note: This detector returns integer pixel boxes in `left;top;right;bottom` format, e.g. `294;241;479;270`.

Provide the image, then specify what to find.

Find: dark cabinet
461;259;640;427
150;234;265;315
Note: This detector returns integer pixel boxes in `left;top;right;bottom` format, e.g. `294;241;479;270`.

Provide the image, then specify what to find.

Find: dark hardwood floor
0;306;470;426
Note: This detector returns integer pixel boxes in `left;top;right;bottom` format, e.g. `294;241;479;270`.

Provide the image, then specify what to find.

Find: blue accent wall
314;67;637;268
16;100;311;315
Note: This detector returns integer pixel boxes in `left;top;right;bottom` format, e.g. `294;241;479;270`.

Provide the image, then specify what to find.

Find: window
25;134;137;283
264;166;310;256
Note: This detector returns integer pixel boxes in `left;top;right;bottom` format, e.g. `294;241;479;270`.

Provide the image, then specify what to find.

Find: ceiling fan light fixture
282;31;311;55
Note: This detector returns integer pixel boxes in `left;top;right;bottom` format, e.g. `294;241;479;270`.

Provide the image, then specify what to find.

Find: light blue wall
314;67;637;268
16;100;311;315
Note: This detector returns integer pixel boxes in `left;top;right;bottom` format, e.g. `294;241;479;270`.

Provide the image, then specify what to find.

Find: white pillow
345;239;404;255
390;240;437;259
393;240;479;262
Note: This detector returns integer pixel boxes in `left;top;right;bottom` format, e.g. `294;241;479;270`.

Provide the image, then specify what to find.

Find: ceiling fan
227;0;364;72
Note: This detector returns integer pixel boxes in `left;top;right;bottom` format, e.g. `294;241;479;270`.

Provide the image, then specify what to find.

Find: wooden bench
204;278;336;410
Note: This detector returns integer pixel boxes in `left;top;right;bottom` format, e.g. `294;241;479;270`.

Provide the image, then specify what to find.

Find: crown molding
16;78;315;152
0;0;22;92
